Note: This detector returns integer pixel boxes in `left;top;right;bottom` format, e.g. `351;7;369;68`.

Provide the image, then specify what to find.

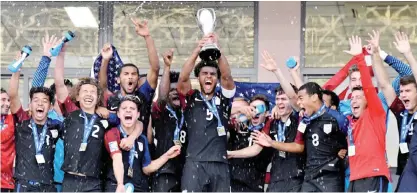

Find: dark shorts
152;173;181;192
0;189;13;192
14;179;55;192
181;161;230;192
267;177;303;192
348;176;389;192
301;172;344;192
62;173;102;192
231;179;263;192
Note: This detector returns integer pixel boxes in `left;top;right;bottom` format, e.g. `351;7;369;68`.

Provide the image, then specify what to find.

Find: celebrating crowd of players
1;17;417;193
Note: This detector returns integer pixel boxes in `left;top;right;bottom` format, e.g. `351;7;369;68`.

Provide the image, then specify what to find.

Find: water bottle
50;30;75;57
125;183;134;193
286;56;297;69
237;114;248;123
255;104;266;115
8;45;32;73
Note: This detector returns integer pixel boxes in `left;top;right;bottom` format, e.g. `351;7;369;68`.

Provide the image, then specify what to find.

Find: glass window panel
307;77;329;87
113;1;255;69
1;2;99;68
305;2;417;67
29;78;79;89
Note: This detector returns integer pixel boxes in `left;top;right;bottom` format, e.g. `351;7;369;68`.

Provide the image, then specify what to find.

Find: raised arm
98;43;113;94
289;57;304;89
212;34;235;90
32;33;59;87
260;50;300;110
393;31;417;82
157;49;174;105
54;44;69;103
368;30;396;106
177;37;207;95
131;18;160;89
9;54;22;114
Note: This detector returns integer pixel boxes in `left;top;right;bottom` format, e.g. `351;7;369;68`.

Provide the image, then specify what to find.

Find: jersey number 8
312;133;319;146
180;130;187;144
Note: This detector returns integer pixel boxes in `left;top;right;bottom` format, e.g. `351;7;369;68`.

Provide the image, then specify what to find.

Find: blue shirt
48;110;65;183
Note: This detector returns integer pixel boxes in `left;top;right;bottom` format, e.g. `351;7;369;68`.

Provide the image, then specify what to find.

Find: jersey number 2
92;125;100;138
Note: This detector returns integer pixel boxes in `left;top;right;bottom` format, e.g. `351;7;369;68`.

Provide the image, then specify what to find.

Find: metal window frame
1;1;258;108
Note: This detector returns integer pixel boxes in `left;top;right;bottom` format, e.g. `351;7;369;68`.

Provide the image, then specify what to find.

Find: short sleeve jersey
151;102;186;175
295;112;347;180
179;89;234;163
1;114;15;189
268;112;305;183
228;118;272;190
58;96;109;178
13;107;62;184
104;80;155;133
104;129;151;192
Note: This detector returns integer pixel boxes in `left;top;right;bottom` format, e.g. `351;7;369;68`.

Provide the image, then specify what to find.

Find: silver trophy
196;8;221;61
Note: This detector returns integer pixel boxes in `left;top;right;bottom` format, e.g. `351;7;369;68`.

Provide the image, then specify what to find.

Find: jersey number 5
206;109;213;121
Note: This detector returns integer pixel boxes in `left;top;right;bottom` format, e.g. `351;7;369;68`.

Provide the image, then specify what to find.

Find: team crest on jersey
109;141;119;152
50;129;58;138
214;96;220;105
138;142;143;152
323;124;332;134
100;120;109;128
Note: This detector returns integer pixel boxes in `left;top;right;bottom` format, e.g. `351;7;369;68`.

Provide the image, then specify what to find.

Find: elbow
142;167;152;176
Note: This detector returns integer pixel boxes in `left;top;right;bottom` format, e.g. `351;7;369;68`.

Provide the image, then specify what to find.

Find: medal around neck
8;45;32;73
196;8;221;61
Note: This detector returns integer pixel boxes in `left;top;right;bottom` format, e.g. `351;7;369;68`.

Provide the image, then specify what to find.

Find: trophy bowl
196;8;221;61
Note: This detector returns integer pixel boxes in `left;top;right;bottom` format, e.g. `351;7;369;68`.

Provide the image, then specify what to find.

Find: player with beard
177;34;236;192
383;32;417;192
1;88;15;192
9;68;61;192
104;96;181;192
99;18;160;135
227;94;273;192
254;82;347;192
54;45;140;192
150;49;189;191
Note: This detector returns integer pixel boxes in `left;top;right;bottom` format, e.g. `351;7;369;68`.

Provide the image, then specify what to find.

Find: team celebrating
1;16;417;193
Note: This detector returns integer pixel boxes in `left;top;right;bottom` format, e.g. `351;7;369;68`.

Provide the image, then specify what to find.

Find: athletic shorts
62;173;102;192
14;179;55;192
181;161;230;192
231;179;263;192
267;177;303;192
348;176;389;192
152;173;181;192
301;172;344;192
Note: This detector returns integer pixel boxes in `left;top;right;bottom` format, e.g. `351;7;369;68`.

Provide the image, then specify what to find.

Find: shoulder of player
317;112;338;124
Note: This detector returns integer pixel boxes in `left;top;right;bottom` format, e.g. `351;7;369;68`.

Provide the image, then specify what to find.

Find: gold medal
128;167;133;178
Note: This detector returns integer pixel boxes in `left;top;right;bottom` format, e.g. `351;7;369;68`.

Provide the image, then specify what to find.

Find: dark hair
349;64;360;78
118;95;143;111
170;71;180;83
70;77;103;108
50;79;73;94
274;84;298;95
322;89;340;109
117;63;139;77
299;82;323;101
400;75;417;89
249;94;270;111
29;87;55;105
0;88;7;94
193;60;221;78
351;86;363;92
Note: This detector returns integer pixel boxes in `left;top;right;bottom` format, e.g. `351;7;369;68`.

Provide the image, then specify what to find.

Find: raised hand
101;43;113;60
42;32;60;57
343;35;362;56
163;49;174;67
393;31;411;54
367;30;380;53
239;106;256;118
260;50;278;72
131;18;150;37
